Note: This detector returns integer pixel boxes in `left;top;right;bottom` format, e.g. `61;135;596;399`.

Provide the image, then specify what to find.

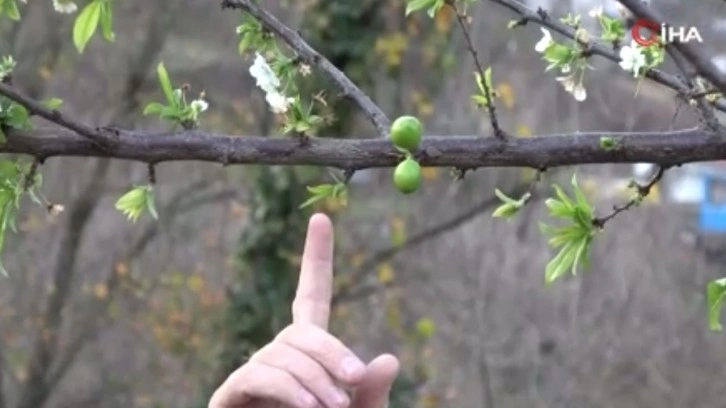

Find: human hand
208;213;400;408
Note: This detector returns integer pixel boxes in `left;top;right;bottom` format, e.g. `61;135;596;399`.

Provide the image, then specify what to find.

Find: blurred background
1;0;726;407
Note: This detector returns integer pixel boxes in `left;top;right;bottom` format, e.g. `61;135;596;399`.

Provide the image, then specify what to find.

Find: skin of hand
208;213;400;408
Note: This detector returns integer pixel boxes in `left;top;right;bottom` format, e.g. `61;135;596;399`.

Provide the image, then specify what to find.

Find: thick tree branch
616;0;726;95
490;0;726;112
4;126;726;169
220;0;391;137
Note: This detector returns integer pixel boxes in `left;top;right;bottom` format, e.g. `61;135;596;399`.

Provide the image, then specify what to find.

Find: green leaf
156;62;175;106
405;0;434;16
707;278;726;331
100;1;115;42
545;240;575;285
299;194;326;209
494;188;519;206
492;203;519;219
545;198;572;218
571;174;593;216
306;184;334;195
146;188;158;220
73;0;103;53
4;0;20;21
43;98;64;110
552;184;575;211
115;186;154;223
600;136;618;151
4;103;30;130
143;102;166;116
484;66;493;94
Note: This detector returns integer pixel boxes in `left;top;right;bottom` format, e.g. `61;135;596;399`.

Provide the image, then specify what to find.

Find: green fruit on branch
393;158;422;194
390;115;423;151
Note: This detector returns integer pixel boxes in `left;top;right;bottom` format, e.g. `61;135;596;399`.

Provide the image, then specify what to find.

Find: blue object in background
698;168;726;233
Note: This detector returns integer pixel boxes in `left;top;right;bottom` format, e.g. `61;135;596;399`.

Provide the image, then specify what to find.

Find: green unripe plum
393;158;422;194
390;115;423;151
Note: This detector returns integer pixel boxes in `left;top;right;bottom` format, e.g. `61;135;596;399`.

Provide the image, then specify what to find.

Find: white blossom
560;64;571;74
53;0;78;13
572;83;587;101
535;28;554;53
249;53;280;94
265;92;294;114
48;204;65;216
619;40;646;77
190;99;208;113
556;74;587;102
556;75;576;93
589;6;603;18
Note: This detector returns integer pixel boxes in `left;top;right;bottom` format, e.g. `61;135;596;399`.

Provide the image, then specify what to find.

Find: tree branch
220;0;391;137
5;126;726;169
593;164;667;228
490;0;726;112
0;82;118;149
616;0;726;95
449;0;506;140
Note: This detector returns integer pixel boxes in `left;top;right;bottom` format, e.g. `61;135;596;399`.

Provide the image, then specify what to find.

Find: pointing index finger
292;213;334;330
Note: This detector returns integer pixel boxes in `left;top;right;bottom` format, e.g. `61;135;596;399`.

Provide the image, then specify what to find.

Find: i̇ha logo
631;19;704;46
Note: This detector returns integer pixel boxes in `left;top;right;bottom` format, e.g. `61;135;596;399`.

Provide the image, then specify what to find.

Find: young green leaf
100;1;115;42
156;62;175;106
707;278;726;331
43;98;64;110
143;102;166;116
115;185;156;223
73;0;103;53
4;0;20;21
405;0;435;16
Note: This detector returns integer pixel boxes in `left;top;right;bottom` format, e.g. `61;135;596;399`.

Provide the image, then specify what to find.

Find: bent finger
351;354;400;408
276;323;367;386
252;342;351;408
208;361;321;408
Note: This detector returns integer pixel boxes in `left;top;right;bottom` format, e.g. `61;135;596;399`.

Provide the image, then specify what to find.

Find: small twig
342;168;356;183
593;165;668;228
448;0;507;141
521;167;546;204
666;47;719;130
147;163;157;185
22;157;41;192
220;0;391;137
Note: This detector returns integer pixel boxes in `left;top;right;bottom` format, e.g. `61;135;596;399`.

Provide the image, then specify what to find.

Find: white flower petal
535;28;553;53
191;99;208;113
573;84;587;101
589;6;603;18
266;92;292;114
249;53;281;94
53;0;78;13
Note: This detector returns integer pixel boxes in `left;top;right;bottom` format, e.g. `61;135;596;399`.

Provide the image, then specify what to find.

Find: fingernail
342;356;365;378
330;389;349;407
298;392;317;408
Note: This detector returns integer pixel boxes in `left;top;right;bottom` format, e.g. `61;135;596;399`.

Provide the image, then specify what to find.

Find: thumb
351;354;400;408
